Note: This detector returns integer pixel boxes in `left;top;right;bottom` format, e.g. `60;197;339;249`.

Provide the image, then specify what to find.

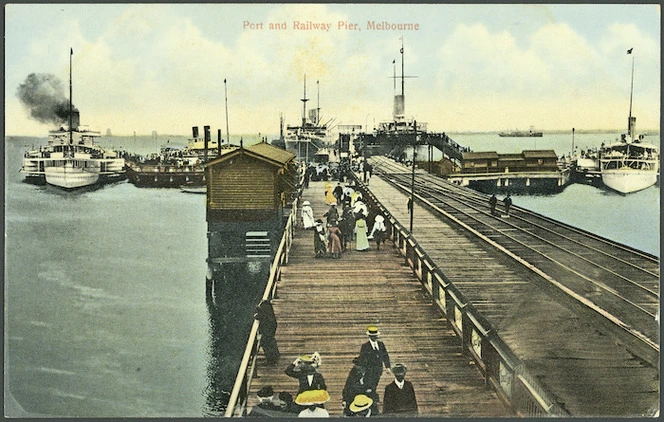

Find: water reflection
203;261;269;416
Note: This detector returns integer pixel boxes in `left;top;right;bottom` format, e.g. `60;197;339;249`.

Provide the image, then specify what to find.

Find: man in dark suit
247;385;283;417
342;357;379;416
383;363;418;416
358;325;391;392
254;300;279;364
284;356;327;394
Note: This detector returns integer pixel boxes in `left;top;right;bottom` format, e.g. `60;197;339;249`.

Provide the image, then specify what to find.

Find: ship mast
627;48;635;141
69;48;73;146
316;80;320;126
224;78;230;143
301;75;309;131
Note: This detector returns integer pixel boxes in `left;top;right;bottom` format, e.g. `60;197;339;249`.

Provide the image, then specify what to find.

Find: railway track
371;157;660;361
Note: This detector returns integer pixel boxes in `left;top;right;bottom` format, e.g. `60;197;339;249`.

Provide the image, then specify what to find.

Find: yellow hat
294;389;330;405
299;354;315;363
366;325;380;336
349;394;373;412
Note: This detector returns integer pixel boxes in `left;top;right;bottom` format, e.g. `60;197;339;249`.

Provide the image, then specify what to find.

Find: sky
4;3;661;137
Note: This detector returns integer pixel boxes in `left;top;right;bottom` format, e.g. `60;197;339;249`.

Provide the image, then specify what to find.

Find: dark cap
257;385;274;398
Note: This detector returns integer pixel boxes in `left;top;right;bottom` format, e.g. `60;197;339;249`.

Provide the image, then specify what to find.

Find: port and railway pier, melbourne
219;156;659;418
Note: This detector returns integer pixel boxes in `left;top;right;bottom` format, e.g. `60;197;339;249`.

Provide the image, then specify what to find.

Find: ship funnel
628;116;636;142
192;126;199;139
393;95;404;118
204;125;211;162
70;110;80;130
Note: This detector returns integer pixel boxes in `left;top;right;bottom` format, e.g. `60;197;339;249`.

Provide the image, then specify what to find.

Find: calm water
4;132;660;417
4;135;266;417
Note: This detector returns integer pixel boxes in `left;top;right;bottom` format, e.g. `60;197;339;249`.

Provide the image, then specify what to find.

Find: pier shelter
205;142;296;277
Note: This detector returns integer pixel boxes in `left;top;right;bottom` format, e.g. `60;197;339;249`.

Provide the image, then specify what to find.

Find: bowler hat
257;385;274;398
392;363;407;375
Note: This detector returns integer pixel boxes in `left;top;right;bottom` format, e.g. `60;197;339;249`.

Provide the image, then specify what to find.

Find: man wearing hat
383;363;418;416
348;394;375;417
254;300;279;364
342;357;379;416
358;325;391;392
247;385;282;417
285;355;327;395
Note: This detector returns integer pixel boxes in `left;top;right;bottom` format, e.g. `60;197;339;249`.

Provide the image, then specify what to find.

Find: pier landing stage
245;180;511;417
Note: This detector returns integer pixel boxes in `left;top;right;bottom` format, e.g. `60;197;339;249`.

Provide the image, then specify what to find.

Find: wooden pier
226;157;659;417
241;180;511;417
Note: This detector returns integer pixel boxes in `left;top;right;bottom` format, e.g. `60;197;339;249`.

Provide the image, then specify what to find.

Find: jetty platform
241;178;511;417
228;157;659;417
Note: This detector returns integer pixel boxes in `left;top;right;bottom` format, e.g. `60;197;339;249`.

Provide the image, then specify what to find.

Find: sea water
4;132;659;417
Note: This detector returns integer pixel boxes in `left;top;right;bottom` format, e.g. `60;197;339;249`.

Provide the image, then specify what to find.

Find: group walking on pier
251;325;418;417
303;181;387;258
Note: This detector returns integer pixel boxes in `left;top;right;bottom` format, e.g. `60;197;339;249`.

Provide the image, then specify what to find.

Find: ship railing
350;171;568;417
224;197;298;417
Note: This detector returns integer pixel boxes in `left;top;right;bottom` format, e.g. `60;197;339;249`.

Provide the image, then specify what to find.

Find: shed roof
206;142;295;168
247;142;296;164
522;150;558;158
462;151;499;160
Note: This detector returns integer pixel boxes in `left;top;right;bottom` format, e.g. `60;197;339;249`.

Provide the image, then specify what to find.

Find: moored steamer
599;49;659;194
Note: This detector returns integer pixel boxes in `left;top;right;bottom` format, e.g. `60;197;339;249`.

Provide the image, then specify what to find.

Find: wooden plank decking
245;180;511;417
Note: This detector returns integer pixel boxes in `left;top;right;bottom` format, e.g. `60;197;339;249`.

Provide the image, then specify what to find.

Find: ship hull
44;165;100;189
125;165;205;188
601;169;657;194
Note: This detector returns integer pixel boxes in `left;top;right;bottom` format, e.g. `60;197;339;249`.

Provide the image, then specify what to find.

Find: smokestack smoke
17;73;78;126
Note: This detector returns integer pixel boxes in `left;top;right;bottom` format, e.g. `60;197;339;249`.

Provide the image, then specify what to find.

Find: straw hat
366;325;380;336
294;389;330;405
348;394;373;412
303;200;310;206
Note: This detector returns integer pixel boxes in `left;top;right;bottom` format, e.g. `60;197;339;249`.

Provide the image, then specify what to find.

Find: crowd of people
249;325;418;417
302;181;388;258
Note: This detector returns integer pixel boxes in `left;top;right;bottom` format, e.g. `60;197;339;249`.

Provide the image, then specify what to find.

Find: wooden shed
205;142;296;222
461;151;500;173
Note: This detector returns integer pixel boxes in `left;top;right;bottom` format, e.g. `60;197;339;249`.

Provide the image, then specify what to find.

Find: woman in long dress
301;200;315;229
368;214;387;250
327;223;343;259
354;216;370;251
324;181;336;205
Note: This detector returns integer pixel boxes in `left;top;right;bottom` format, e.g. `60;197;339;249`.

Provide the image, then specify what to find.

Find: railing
223;198;298;417
351;172;569;417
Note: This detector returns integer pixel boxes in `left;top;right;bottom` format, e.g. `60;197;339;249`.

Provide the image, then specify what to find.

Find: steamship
20;111;126;189
124;126;237;188
283;76;334;163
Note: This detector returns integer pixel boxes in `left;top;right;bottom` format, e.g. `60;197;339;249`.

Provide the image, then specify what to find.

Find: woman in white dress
301;200;315;229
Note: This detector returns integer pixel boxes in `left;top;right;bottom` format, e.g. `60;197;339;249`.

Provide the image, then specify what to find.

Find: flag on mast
627;48;633;54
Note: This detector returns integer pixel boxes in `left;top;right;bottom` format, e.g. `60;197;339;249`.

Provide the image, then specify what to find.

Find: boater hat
303;200;310;206
366;325;380;336
349;394;373;412
294;389;330;405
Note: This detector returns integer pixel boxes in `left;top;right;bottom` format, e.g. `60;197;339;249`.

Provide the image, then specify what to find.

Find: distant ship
498;126;543;137
599;50;659;194
20;51;124;189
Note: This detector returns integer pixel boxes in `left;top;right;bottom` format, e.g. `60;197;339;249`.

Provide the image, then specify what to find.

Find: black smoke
16;73;78;126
